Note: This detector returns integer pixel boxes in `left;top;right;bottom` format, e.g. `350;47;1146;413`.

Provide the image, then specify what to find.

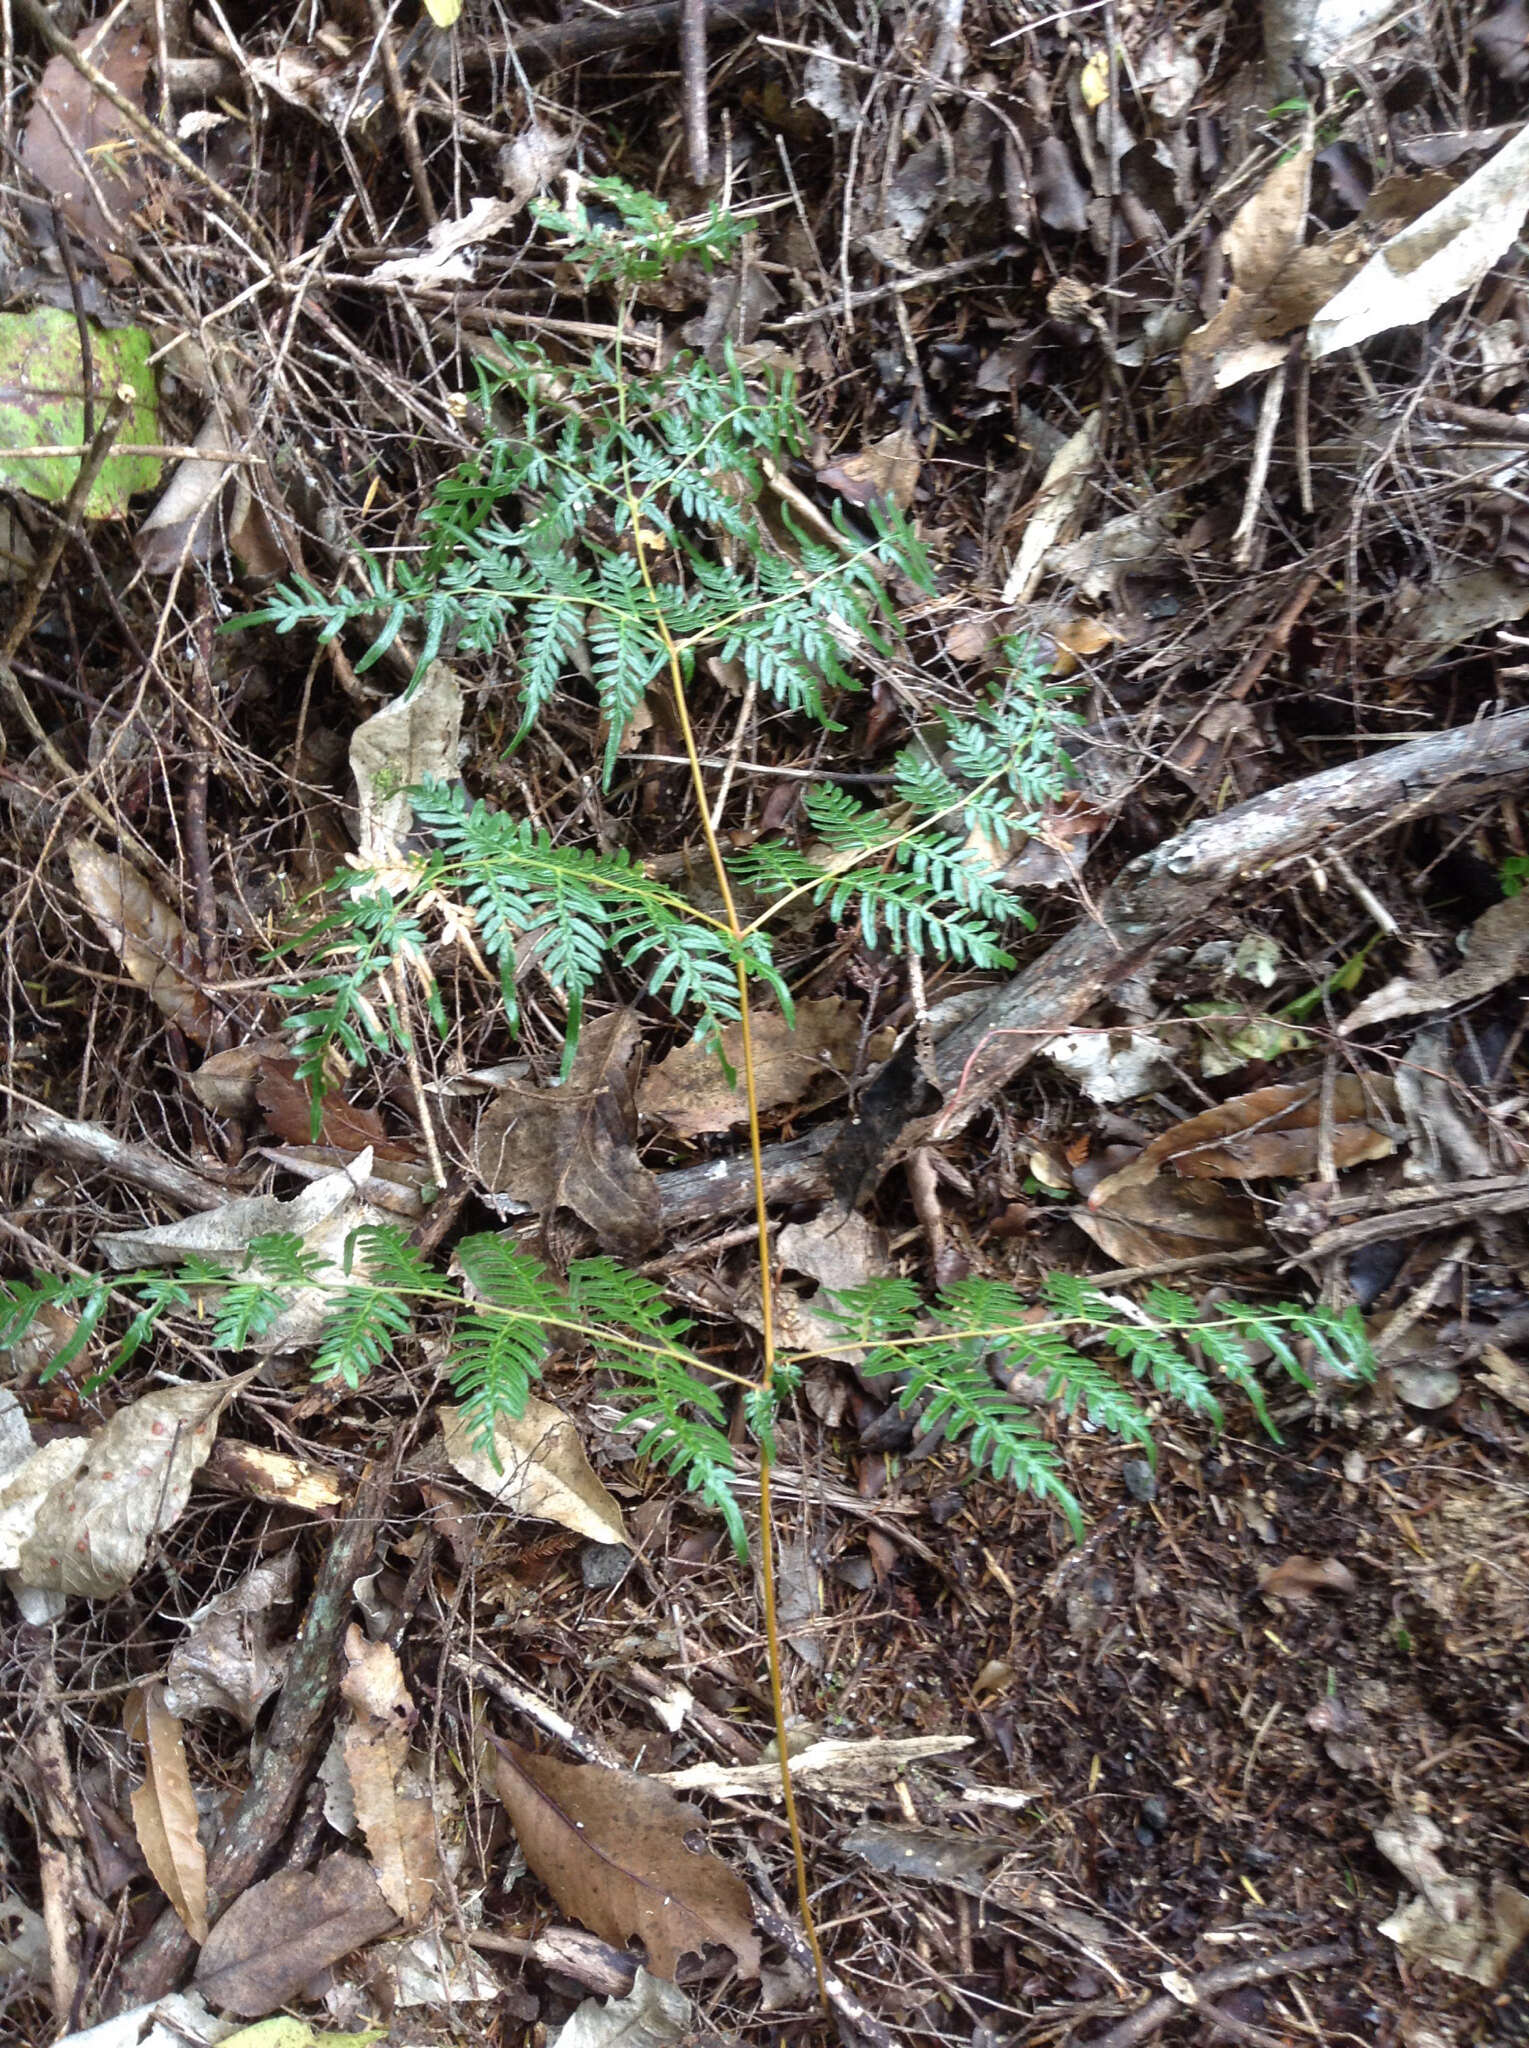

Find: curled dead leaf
1088;1077;1399;1207
1258;1555;1357;1602
69;839;214;1045
125;1683;208;1943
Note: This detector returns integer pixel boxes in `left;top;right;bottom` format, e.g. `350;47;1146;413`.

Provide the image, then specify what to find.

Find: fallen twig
1078;1940;1352;2048
108;1459;391;2010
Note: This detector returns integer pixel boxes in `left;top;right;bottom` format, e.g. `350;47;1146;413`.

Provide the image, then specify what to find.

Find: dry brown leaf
492;1739;761;1980
20;16;153;278
1181;150;1313;402
255;1056;416;1160
164;1549;297;1728
637;999;860;1138
193;1852;398;2016
1087;1078;1398;1206
187;1037;288;1117
475;1010;659;1255
125;1683;208;1943
16;1378;242;1597
193;1039;409;1157
814;428;920;511
68;839;213;1046
1258;1555;1358;1602
340;1626;438;1926
440;1401;631;1546
1072;1175;1263;1266
1342;889;1529;1032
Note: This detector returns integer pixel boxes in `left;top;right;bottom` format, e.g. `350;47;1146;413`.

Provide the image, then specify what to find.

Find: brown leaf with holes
1088;1077;1399;1208
1073;1175;1263;1267
638;999;861;1139
20;15;154;278
125;1683;208;1943
69;839;214;1046
193;1852;398;2015
492;1739;760;1980
474;1010;659;1256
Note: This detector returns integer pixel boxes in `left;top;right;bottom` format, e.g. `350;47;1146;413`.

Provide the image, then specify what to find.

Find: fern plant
0;1232;1371;1554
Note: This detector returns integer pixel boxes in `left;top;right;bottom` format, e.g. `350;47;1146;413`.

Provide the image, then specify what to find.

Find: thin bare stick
680;0;710;182
1081;1940;1352;2048
1232;360;1287;567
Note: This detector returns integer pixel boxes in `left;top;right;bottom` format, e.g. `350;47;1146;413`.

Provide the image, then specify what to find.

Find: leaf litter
6;0;1529;2040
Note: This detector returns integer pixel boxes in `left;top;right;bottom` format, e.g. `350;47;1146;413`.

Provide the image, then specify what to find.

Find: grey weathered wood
928;707;1529;1138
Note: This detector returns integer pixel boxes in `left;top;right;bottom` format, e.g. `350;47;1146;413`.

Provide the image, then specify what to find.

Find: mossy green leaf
0;307;160;517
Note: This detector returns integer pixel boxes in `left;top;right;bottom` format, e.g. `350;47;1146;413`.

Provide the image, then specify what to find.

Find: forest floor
0;0;1527;2044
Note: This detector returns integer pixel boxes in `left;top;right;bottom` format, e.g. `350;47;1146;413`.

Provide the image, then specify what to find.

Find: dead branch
1077;1940;1353;2048
466;0;792;77
107;1459;392;2010
928;706;1529;1142
12;1105;235;1212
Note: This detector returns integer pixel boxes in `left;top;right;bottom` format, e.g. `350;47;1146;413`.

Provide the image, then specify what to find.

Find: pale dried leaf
340;1627;437;1925
776;1204;891;1293
1002;413;1101;604
660;1733;974;1800
126;1683;208;1943
16;1379;241;1597
97;1154;390;1353
0;1436;91;1572
1342;889;1529;1031
637;999;860;1137
554;1968;692;2048
493;1740;760;1979
1311;125;1529;358
69;839;213;1045
163;1551;297;1728
441;1400;629;1545
499;122;574;208
371;198;520;286
349;663;463;869
137;412;236;572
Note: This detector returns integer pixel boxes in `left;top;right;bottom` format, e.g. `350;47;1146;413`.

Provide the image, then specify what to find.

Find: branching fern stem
617;341;831;2008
